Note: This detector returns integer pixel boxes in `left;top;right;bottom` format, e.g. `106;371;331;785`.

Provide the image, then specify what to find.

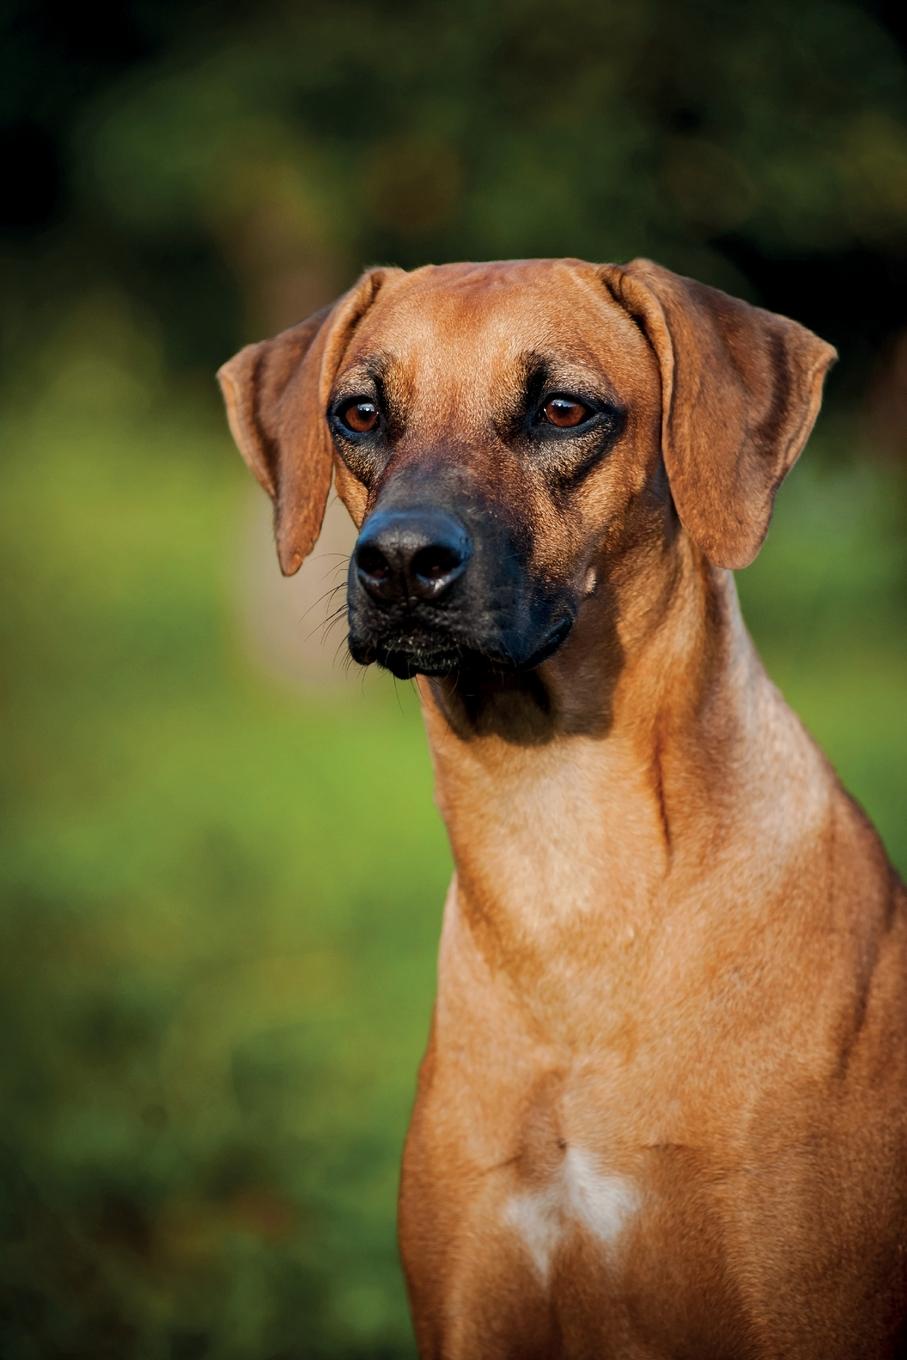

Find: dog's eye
541;396;593;429
337;398;380;435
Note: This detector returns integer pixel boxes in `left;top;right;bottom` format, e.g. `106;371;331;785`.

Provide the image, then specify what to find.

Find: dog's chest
403;1027;763;1355
502;1143;641;1281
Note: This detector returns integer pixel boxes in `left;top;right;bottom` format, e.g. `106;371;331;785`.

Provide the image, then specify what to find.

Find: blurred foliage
5;0;907;412
1;1;906;1357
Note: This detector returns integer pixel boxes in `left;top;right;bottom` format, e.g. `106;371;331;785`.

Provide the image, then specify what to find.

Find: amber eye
541;395;592;429
338;398;380;434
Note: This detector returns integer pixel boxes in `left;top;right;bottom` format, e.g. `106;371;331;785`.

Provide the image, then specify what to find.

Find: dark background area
2;2;905;1356
5;0;907;416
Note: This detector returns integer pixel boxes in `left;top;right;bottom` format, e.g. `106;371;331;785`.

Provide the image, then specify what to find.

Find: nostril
356;543;390;582
411;543;464;585
354;510;471;606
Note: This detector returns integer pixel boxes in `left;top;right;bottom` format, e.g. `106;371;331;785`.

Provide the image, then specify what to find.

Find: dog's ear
217;267;395;576
601;259;837;569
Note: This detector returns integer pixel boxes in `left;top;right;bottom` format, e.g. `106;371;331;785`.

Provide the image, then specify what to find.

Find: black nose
354;508;472;605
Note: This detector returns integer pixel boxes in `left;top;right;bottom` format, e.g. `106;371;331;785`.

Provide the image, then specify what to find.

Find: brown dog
219;259;907;1359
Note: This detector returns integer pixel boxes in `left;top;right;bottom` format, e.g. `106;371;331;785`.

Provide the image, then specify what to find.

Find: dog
219;258;907;1359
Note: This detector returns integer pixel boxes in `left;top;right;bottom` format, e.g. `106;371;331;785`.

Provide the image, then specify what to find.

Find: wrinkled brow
515;349;623;408
519;351;551;408
332;346;621;433
333;350;394;393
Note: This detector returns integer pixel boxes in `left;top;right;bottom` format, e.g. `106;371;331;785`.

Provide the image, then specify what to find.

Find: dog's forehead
342;259;649;387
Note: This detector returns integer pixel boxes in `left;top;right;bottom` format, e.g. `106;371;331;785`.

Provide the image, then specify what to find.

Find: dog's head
219;259;835;686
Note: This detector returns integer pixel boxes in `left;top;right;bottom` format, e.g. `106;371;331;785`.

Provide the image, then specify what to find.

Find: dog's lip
521;615;574;669
348;632;461;678
376;647;463;680
350;614;575;680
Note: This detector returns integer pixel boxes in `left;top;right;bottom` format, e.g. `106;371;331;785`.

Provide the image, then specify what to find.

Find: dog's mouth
349;615;574;681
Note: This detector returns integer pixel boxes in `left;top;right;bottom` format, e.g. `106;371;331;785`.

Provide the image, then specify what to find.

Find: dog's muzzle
347;503;574;680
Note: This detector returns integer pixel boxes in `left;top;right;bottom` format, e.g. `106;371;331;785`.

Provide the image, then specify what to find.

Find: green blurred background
2;1;906;1355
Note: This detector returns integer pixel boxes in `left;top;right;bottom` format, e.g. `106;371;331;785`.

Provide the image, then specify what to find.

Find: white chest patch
503;1147;640;1281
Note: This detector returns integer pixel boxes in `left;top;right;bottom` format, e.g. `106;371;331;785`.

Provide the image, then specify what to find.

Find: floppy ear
217;268;394;576
601;258;837;569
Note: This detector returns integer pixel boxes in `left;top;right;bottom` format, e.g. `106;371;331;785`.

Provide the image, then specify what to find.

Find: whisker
333;633;354;674
313;606;349;647
298;581;346;626
301;595;348;645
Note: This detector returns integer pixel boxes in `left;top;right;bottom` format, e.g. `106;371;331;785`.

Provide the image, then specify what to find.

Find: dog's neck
417;541;828;1020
